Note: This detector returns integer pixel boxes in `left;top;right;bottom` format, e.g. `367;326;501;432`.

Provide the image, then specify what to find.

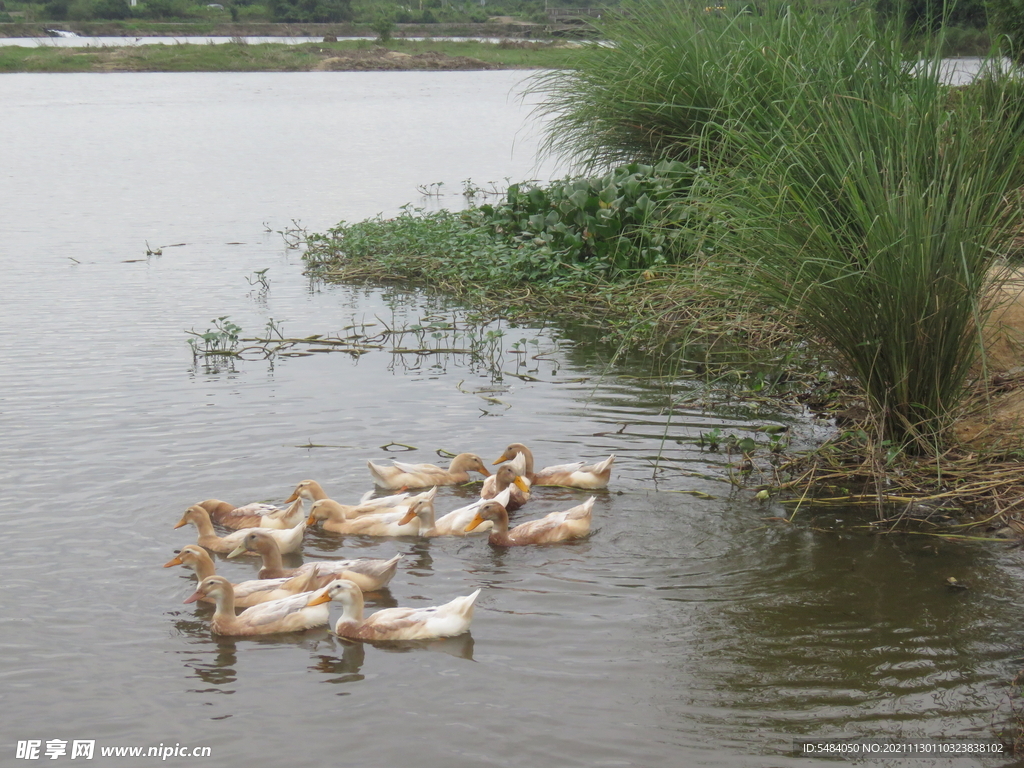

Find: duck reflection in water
311;630;476;690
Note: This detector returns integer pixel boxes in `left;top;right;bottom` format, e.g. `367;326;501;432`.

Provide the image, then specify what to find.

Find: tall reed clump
530;3;866;172
532;1;1024;452
708;12;1024;452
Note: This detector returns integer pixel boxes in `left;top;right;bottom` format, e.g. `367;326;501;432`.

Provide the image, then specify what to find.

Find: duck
174;505;306;555
480;453;531;511
283;479;331;503
464;497;595;545
493;442;614;489
300;487;436;525
397;487;512;536
183;575;331;636
367;452;491;490
226;530;403;592
193;497;305;530
306;498;424;536
163;545;320;608
284;479;416;508
308;578;480;641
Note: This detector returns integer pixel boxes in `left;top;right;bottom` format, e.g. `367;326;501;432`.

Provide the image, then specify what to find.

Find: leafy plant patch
463;159;705;279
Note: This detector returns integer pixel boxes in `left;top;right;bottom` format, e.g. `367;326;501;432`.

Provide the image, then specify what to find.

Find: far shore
0;36;582;72
0;20;582;40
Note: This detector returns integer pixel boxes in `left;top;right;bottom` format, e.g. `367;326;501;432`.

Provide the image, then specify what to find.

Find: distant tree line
2;0;1017;50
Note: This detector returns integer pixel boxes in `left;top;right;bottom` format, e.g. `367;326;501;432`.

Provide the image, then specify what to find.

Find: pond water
2;71;1024;767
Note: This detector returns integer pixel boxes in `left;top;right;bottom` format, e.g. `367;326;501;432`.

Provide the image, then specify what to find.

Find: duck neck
257;541;286;576
487;511;512;545
446;457;472;483
337;590;366;627
417;507;436;536
189;510;217;539
211;587;237;623
192;554;216;581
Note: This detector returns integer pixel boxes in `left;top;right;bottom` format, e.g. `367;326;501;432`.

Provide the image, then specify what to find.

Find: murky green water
2;71;1023;767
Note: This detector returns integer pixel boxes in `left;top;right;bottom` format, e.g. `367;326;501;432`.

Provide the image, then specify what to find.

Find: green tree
989;0;1024;61
267;0;352;22
94;0;131;18
875;0;987;32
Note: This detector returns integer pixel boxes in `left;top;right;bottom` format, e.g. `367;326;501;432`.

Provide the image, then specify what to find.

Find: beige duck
174;505;306;555
226;530;403;592
367;452;491;490
193;497;305;530
397;487;512;536
309;578;480;641
300;488;436;526
494;443;614;489
306;498;424;536
183;575;331;636
163;545;319;608
283;479;332;503
480;453;531;511
465;497;595;545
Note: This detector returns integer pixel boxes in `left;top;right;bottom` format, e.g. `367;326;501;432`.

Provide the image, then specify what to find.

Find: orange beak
284;489;300;503
492;454;508;466
307;592;331;607
513;477;530;493
173;517;188;529
398;509;416;526
306;512;317;526
464;514;485;533
183;589;203;604
163;555;183;568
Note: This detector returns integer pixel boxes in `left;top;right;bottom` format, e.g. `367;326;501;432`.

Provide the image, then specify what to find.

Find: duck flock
165;442;615;641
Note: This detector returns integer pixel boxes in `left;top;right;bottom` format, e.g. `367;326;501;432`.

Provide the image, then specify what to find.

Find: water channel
2;70;1024;767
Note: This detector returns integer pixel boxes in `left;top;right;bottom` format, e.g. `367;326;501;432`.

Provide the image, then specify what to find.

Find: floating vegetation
246;268;270;292
184;309;566;385
186;316;242;358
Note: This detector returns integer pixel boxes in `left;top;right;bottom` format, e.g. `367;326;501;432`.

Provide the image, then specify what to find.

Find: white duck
226;530;403;592
163;545;319;608
493;442;614;489
284;480;420;517
397;487;513;536
480;453;531;511
367;452;490;490
174;505;305;555
308;578;480;641
304;487;437;527
306;496;427;536
465;497;595;545
183;575;330;636
193;497;305;530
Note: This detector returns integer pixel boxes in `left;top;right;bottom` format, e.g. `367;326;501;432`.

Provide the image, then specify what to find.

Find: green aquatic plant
186;316;242;357
246;268;270;291
465;160;706;276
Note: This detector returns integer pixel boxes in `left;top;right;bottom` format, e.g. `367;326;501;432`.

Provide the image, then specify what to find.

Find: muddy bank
311;47;498;71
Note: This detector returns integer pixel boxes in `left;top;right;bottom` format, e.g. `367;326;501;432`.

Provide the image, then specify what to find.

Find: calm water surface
2;72;1024;767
